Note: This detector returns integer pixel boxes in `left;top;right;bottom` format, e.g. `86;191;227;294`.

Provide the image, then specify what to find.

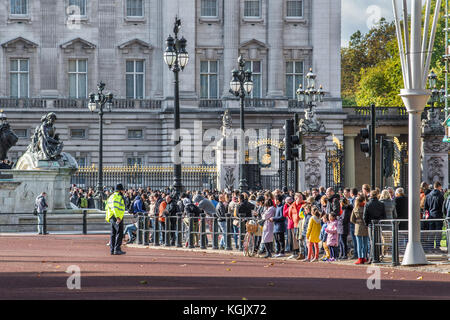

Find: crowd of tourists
70;181;450;263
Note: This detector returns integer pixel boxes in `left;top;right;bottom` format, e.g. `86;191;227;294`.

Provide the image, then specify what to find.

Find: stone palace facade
0;0;342;169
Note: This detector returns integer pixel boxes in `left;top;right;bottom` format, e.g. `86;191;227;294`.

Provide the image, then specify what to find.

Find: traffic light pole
380;135;384;190
371;104;376;189
294;113;299;191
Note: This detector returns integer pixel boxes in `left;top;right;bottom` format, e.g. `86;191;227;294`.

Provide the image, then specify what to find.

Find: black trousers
274;232;285;254
110;217;124;253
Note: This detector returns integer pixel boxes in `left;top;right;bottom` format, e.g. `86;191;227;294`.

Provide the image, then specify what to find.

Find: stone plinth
299;133;328;191
421;134;449;187
215;137;239;191
0;168;75;213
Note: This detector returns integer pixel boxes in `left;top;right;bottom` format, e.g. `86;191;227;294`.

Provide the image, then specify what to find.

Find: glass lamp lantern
230;70;240;94
296;84;305;102
178;37;189;69
306;68;316;88
164;35;176;68
88;93;97;112
428;70;437;89
243;70;253;94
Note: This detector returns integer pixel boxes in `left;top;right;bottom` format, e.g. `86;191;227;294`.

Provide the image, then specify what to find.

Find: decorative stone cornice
118;39;152;54
2;37;38;53
60;38;96;54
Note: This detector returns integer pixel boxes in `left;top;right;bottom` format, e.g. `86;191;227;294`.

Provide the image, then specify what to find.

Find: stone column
222;0;239;97
266;0;284;98
344;134;356;189
299;133;328;191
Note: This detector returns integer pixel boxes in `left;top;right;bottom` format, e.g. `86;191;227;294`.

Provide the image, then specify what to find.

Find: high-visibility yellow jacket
105;192;125;222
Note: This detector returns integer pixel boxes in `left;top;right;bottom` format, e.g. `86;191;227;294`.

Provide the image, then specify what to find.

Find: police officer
106;184;126;255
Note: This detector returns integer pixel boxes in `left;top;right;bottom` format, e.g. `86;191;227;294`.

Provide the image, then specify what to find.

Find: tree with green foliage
342;1;446;107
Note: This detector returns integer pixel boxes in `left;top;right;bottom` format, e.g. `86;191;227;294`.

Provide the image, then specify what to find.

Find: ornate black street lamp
88;81;113;209
164;16;189;197
229;56;253;192
296;68;325;112
427;70;445;112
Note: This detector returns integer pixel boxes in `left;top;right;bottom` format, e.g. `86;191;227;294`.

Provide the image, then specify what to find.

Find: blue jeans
356;236;369;259
350;223;357;257
124;224;137;240
218;221;226;248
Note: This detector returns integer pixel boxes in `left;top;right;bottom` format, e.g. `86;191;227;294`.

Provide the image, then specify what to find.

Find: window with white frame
69;59;87;99
285;61;304;99
126;60;145;99
10;59;29;98
201;0;218;17
244;60;262;98
10;0;27;15
200;61;219;99
286;0;303;17
244;0;261;18
126;0;143;17
68;0;86;16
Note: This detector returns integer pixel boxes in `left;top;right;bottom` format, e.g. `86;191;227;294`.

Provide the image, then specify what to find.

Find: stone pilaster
266;0;284;98
344;134;356;189
222;0;240;97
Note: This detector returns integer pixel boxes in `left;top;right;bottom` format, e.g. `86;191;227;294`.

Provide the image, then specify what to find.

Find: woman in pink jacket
325;213;339;261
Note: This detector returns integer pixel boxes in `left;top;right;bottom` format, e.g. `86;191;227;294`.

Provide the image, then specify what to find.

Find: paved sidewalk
1;235;449;299
128;243;450;274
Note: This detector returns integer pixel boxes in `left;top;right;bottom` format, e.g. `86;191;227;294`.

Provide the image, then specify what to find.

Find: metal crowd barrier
370;218;449;266
0;211;111;234
136;214;260;252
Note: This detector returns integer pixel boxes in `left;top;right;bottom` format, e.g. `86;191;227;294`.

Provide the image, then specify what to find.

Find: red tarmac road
0;234;449;300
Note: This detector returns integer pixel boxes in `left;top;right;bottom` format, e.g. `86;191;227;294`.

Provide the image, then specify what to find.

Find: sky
341;0;395;47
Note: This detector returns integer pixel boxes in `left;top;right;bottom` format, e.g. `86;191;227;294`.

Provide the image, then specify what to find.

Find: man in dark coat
236;194;255;250
165;195;179;246
424;181;444;253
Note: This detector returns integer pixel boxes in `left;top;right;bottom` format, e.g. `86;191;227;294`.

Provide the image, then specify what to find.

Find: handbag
33;208;38;216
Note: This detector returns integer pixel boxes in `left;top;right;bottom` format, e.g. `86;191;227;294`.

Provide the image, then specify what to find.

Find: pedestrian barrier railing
370;218;449;266
0;211;117;234
136;214;262;252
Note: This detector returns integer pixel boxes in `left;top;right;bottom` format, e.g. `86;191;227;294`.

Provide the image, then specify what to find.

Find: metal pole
98;107;104;210
392;220;400;266
176;212;182;248
173;68;183;196
143;215;149;246
225;213;232;250
380;136;384;189
399;0;429;265
212;216;219;250
371;104;376;189
294;113;299;191
43;211;47;235
153;215;160;246
189;216;195;249
200;213;207;249
82;210;87;235
239;88;248;193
